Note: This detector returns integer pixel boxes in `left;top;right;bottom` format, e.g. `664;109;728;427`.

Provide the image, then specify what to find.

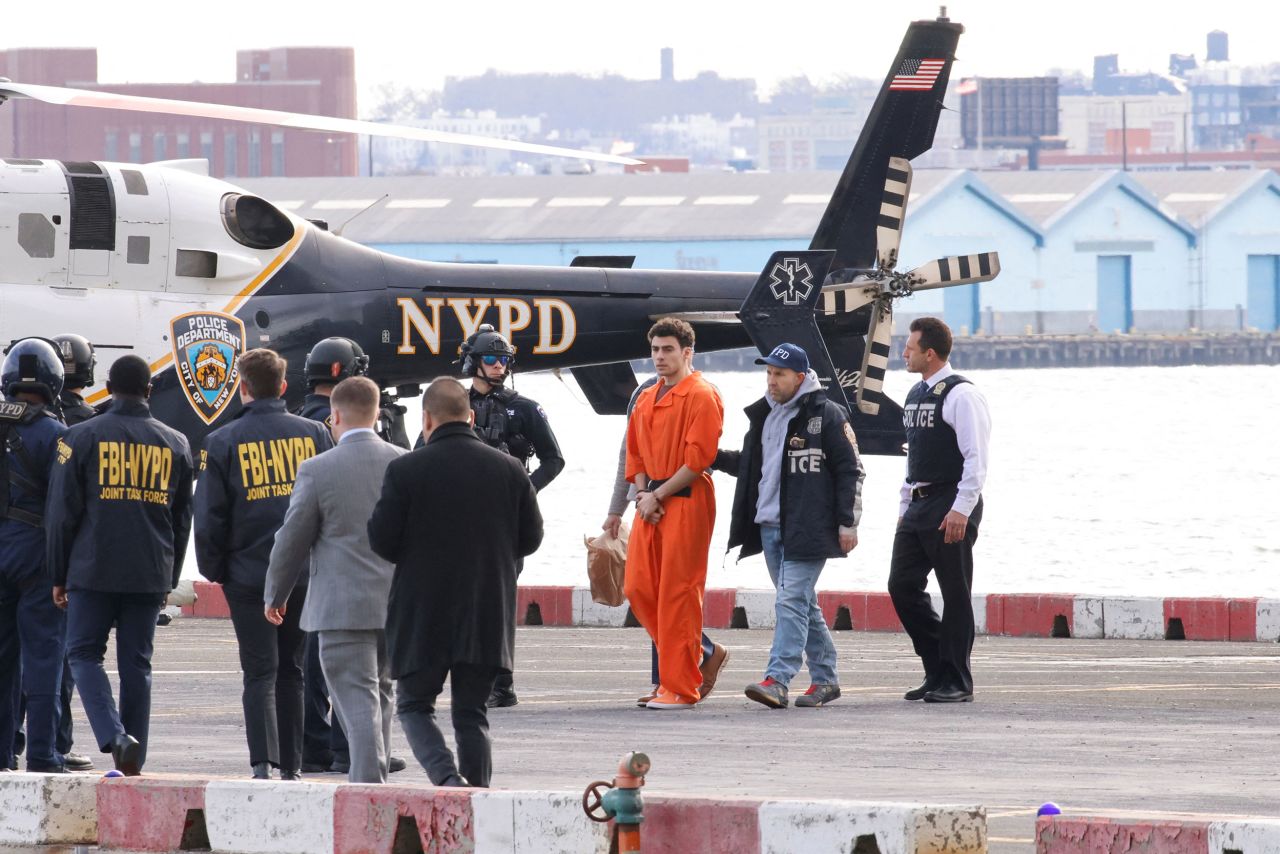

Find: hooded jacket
713;372;865;561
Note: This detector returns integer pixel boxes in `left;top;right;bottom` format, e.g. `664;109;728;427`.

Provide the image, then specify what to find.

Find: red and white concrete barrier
1038;814;1280;853
183;582;1280;643
0;773;985;854
0;772;97;846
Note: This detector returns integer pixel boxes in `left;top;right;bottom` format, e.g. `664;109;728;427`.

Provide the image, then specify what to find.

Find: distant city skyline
5;0;1275;113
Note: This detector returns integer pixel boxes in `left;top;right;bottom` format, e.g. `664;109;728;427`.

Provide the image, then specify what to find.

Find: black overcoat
368;421;544;678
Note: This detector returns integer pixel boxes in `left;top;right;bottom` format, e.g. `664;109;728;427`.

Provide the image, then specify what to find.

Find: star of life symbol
768;258;815;306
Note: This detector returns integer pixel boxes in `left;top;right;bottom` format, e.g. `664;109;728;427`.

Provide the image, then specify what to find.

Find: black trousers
397;661;498;787
303;631;348;765
66;591;163;770
225;584;307;771
888;492;983;693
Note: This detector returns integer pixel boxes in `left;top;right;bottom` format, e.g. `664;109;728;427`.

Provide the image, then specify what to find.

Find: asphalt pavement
37;621;1280;852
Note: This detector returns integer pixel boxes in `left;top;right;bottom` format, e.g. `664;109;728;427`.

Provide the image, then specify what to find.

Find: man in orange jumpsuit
624;318;724;710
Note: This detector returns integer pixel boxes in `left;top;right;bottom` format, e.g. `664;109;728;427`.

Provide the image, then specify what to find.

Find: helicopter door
0;160;70;288
107;166;168;292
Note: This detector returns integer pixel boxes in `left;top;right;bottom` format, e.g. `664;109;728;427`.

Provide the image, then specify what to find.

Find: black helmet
458;324;517;379
304;337;370;388
51;333;96;388
2;338;65;404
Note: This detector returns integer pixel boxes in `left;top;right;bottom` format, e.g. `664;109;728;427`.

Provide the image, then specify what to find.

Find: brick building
0;47;357;178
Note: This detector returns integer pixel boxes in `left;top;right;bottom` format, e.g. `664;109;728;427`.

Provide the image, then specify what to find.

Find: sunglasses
481;355;512;366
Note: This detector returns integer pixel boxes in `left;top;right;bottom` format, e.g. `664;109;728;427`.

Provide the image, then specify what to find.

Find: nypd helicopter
0;13;999;457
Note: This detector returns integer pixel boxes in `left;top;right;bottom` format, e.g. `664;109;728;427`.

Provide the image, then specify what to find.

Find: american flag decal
889;58;945;91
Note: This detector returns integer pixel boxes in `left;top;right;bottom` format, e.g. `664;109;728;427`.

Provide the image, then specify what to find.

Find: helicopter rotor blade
0;81;642;166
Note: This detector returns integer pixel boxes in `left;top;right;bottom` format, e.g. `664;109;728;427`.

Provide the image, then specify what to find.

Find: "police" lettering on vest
396;297;577;357
902;402;937;429
236;437;318;501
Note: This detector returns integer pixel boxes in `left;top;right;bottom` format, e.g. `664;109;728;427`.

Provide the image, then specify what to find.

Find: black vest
904;374;971;484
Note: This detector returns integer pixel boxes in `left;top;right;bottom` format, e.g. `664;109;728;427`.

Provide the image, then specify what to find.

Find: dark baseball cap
754;343;809;374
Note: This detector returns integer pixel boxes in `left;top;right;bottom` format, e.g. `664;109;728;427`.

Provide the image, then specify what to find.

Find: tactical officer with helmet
294;338;406;775
46;333;98;771
51;334;96;426
452;325;563;708
0;339;70;773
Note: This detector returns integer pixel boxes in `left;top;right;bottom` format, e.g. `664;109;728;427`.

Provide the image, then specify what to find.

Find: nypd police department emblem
170;310;246;425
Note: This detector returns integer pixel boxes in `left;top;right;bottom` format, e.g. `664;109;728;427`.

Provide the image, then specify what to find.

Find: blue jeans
760;525;837;687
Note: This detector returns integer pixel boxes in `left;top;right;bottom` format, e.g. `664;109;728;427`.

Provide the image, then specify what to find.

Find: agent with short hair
369;377;543;787
714;343;865;710
194;349;333;779
46;354;194;776
889;317;991;704
264;376;406;784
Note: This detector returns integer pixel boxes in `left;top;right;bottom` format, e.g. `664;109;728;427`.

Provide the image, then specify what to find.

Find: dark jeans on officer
0;572;66;769
225;584;306;772
303;632;349;768
889;489;984;694
398;661;498;788
66;590;163;770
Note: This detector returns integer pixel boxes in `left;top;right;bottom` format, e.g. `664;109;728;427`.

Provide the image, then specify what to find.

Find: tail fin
738;250;842;401
809;15;964;272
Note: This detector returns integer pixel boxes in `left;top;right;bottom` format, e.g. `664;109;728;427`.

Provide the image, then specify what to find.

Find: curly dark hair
647;317;695;350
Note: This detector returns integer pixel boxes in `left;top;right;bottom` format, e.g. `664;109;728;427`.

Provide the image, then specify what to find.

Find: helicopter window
127;236;150;265
121;170;148;196
220;193;294;251
17;214;55;259
176;249;217;278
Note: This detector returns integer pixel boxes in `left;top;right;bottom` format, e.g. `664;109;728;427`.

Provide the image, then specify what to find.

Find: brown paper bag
584;524;629;607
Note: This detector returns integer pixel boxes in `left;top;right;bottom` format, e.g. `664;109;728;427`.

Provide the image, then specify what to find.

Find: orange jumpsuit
623;371;724;702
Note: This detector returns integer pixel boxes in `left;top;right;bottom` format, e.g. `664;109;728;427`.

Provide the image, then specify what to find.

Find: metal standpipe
583;751;651;854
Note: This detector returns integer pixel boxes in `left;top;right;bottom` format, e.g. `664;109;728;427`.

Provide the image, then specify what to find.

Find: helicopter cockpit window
221;193;294;251
18;214;56;259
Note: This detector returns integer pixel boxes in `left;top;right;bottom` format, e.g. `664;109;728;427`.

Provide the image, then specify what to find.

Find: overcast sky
5;1;1274;111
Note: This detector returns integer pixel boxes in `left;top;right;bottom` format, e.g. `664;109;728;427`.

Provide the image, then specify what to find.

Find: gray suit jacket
264;430;408;631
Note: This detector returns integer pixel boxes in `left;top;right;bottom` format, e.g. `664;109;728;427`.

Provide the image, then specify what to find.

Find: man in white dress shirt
889;317;991;704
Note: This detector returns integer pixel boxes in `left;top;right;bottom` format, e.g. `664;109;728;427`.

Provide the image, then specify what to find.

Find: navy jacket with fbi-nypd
45;398;194;593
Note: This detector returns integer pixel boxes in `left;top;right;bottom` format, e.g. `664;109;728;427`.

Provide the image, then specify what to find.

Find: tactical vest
903;374;971;485
471;389;531;464
0;401;49;528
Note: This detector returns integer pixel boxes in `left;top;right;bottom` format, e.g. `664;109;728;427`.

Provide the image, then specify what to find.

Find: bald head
423;377;471;423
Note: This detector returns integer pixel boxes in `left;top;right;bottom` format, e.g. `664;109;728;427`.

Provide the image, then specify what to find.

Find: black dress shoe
923;686;974;703
280;769;302;781
330;759;350;774
110;734;142;777
251;762;272;780
903;677;941;701
486;688;518;709
300;761;331;773
389;756;407;774
439;774;470;787
62;752;94;771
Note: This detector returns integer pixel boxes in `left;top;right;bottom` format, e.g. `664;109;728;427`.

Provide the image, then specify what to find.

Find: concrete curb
182;582;1280;643
0;773;985;854
1037;814;1280;853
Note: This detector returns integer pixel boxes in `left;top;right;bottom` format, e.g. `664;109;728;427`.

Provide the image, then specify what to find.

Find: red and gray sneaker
744;677;789;709
795;684;842;708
